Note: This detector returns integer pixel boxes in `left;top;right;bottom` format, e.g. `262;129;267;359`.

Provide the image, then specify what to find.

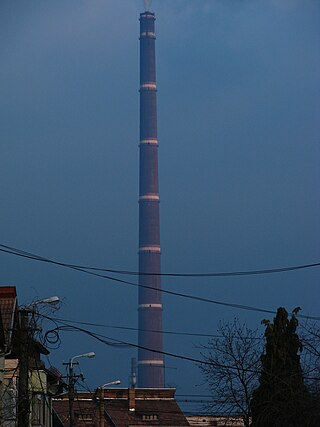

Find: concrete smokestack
138;10;164;388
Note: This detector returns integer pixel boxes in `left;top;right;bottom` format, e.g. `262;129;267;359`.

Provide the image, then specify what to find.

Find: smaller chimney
131;357;137;388
128;388;135;412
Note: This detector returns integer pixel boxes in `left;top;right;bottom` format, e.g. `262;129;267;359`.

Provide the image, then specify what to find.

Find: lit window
78;413;93;422
142;414;158;421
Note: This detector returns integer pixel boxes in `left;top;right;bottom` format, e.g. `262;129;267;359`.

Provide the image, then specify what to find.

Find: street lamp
67;352;95;427
29;296;60;307
101;380;121;388
70;352;95;367
99;380;121;427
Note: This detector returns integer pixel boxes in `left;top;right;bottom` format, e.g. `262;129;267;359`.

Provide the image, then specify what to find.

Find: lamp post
101;380;121;388
17;296;60;427
30;296;60;306
67;352;95;427
99;380;121;427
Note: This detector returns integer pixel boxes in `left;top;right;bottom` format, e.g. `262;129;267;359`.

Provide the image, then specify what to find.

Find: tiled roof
105;398;190;427
0;311;5;348
53;388;190;427
53;399;100;426
0;286;17;350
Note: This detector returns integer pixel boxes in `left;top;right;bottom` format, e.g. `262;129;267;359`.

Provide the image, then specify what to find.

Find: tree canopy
251;307;318;427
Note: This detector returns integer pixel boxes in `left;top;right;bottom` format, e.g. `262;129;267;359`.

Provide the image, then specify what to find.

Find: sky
0;0;319;411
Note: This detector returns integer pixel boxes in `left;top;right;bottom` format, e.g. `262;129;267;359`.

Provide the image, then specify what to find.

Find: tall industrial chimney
138;9;164;388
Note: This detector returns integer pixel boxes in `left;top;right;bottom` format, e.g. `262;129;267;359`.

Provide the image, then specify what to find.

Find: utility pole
64;360;77;427
68;363;75;427
99;387;104;427
0;352;6;426
18;309;30;427
64;352;95;427
17;296;60;427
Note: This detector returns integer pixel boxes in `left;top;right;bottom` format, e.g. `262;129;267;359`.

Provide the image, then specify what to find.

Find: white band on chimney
140;13;155;19
139;303;162;309
139;245;161;253
139;138;158;145
139;193;160;201
140;31;156;38
140;83;156;90
138;360;164;366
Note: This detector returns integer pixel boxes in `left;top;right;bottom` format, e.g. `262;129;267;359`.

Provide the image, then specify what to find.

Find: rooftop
53;388;190;427
0;286;18;350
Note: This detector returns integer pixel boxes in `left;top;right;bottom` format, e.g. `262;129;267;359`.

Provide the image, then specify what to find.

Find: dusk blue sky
1;0;319;405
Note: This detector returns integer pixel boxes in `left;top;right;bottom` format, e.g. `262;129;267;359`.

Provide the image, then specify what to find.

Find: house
0;286;64;427
53;387;190;427
0;286;19;426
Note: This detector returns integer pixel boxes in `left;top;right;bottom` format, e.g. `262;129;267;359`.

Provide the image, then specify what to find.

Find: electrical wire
42;315;320;397
1;243;319;320
1;242;320;277
40;316;261;374
44;316;226;338
36;314;320;422
41;315;266;345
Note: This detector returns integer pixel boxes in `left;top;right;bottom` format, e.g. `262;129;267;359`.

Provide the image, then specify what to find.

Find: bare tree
299;321;320;398
200;319;262;427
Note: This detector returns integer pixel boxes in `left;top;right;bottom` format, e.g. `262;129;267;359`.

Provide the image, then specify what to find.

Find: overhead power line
40;315;320;388
1;243;320;320
41;316;260;374
43;316;220;338
1;242;319;277
42;315;264;340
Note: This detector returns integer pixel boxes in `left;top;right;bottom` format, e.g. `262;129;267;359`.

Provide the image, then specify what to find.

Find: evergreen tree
251;307;314;427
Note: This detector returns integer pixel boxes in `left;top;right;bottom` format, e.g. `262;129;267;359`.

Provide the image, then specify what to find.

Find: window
3;388;17;421
78;413;93;422
142;414;158;421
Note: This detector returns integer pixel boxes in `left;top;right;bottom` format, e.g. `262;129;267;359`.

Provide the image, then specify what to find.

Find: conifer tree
251;307;312;427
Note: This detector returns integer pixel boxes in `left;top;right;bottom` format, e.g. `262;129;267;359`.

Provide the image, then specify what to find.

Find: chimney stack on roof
128;387;135;412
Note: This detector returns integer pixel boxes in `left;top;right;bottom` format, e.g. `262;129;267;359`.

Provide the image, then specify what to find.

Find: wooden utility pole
68;362;75;427
18;309;30;427
99;387;105;427
64;352;95;426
